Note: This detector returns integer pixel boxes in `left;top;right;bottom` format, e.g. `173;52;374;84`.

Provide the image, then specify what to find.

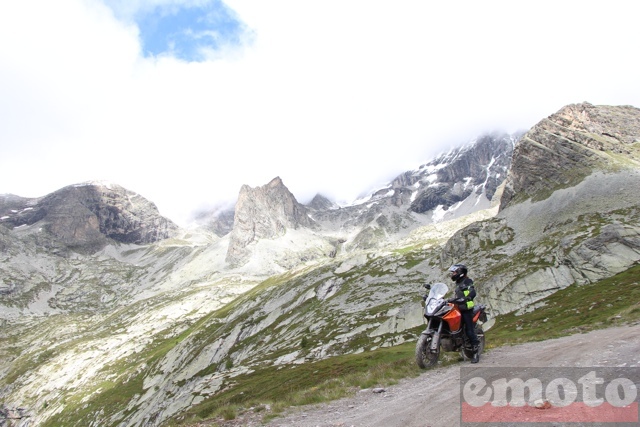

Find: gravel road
254;323;640;427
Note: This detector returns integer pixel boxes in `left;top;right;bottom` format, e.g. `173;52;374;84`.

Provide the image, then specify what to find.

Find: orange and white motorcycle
415;282;487;368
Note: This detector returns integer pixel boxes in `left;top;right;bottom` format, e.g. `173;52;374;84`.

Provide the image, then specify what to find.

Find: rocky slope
445;102;640;315
501;102;640;209
1;103;639;427
405;131;518;213
0;182;185;318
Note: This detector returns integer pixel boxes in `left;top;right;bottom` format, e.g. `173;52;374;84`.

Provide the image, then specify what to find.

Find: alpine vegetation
1;102;639;426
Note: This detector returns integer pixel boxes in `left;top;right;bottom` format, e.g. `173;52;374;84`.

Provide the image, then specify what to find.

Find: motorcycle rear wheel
462;325;485;360
415;334;439;369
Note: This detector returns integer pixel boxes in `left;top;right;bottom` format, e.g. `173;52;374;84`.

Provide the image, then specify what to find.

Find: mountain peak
0;182;178;252
267;176;284;187
225;177;316;266
500;102;640;210
307;194;338;211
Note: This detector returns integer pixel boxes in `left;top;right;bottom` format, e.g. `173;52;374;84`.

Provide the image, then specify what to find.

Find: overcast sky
1;1;639;226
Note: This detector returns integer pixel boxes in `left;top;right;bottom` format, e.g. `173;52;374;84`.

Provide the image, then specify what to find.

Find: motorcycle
415;282;487;368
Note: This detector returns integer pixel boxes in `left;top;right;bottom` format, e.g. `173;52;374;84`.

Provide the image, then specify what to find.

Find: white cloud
1;0;639;226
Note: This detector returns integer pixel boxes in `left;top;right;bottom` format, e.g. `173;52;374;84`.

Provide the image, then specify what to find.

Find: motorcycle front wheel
462;325;485;360
415;333;439;369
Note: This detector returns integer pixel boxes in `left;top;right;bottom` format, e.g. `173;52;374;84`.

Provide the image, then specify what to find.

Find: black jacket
449;277;476;311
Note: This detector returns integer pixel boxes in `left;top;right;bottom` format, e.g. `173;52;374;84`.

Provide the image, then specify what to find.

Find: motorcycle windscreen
424;282;449;316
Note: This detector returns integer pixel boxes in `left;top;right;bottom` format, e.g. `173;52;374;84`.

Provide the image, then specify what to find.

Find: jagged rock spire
225;177;315;266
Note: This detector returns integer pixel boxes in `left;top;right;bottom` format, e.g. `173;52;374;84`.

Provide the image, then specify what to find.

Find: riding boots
471;346;480;364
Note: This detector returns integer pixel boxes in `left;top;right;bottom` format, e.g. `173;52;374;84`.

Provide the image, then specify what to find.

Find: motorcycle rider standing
447;264;480;363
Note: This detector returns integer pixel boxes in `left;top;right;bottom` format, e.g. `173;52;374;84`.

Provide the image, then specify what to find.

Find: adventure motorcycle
415;282;487;368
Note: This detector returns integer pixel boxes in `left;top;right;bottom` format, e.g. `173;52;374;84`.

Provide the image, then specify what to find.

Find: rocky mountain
225;177;317;266
1;102;639;427
191;206;235;237
311;131;519;251
0;182;185;319
206;131;521;255
444;102;640;314
0;182;178;253
501;102;640;209
397;131;518;214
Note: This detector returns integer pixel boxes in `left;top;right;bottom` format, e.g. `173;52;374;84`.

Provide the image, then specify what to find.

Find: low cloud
1;0;639;226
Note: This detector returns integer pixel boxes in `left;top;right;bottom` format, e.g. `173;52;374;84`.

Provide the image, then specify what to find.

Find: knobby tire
415;334;439;369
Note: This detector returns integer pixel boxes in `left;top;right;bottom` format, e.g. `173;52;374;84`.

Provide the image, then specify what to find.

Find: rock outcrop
500;102;640;210
225;177;316;265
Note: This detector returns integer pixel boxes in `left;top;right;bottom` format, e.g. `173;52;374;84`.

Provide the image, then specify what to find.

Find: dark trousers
461;310;480;347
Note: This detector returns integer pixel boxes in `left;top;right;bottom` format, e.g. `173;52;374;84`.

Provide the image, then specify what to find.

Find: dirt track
258;324;640;427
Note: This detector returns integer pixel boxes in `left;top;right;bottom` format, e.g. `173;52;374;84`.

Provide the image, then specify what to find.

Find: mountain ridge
0;181;178;253
1;102;639;427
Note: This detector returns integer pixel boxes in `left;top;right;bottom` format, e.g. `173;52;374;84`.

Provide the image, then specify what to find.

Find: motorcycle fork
430;321;443;352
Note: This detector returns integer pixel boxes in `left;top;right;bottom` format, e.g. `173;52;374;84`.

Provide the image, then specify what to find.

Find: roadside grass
172;265;640;426
170;343;462;426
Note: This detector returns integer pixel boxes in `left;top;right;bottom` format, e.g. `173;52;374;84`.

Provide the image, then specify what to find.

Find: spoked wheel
462;325;485;360
415;333;439;369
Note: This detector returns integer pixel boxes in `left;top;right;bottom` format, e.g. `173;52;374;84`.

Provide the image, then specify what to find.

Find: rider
447;264;480;363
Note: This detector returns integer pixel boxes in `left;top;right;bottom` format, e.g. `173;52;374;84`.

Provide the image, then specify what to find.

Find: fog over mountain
1;2;639;227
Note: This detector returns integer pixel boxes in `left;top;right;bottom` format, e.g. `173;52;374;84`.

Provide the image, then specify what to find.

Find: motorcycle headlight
426;298;440;315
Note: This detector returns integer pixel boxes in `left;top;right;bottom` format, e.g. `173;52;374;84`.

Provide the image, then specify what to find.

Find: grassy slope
33;197;640;427
32;244;639;427
169;264;640;426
